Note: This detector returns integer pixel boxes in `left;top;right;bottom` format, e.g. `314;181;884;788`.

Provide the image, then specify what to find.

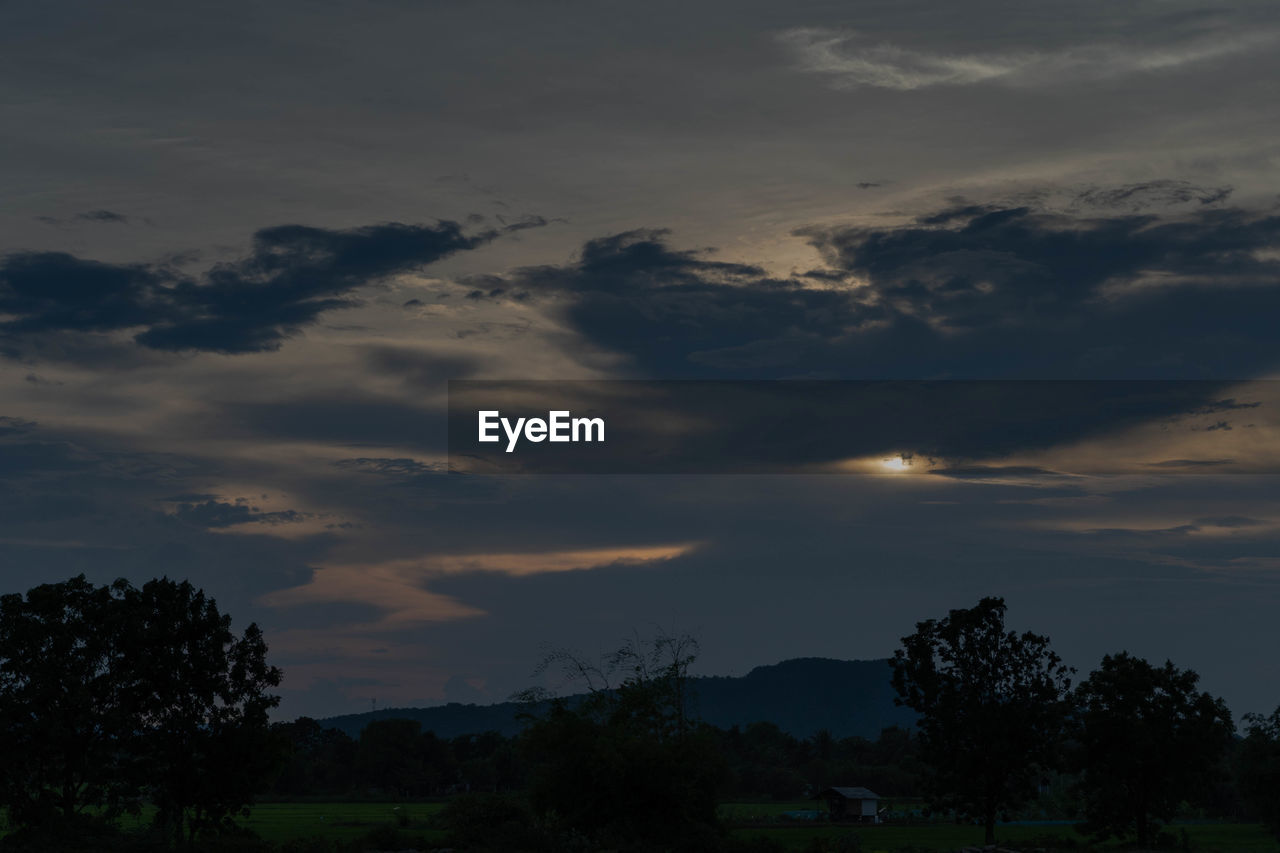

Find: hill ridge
315;657;916;739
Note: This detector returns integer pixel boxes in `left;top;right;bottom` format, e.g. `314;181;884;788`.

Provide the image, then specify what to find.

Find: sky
3;0;1280;721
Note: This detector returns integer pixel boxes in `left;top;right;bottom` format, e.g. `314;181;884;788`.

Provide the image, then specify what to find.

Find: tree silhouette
123;577;283;847
0;575;281;849
1073;652;1233;847
517;630;726;849
1240;706;1280;840
891;597;1073;844
356;718;428;797
0;576;136;829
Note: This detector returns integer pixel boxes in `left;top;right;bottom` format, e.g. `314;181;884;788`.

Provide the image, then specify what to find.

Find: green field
231;802;448;843
733;823;1280;852
97;802;449;844
1;802;449;846
5;801;1279;851
181;802;1280;851
718;801;1280;852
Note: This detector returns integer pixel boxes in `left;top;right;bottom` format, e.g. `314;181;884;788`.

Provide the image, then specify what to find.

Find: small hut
818;786;880;823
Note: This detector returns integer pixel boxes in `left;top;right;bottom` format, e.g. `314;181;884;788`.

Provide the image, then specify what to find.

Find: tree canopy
517;631;727;851
0;574;282;849
0;576;136;829
1240;706;1280;841
1073;652;1234;846
890;596;1073;844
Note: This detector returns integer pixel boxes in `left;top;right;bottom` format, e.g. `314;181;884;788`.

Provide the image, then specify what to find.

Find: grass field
231;802;448;843
207;802;1280;851
729;818;1280;852
5;801;1278;851
718;801;1280;851
2;802;450;845
100;801;450;843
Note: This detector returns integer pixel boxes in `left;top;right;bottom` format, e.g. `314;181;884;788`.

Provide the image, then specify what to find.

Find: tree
123;577;283;847
452;730;522;793
517;631;727;850
0;576;136;830
1239;706;1280;840
270;717;358;796
890;597;1073;844
357;718;429;797
1073;653;1234;847
0;574;282;849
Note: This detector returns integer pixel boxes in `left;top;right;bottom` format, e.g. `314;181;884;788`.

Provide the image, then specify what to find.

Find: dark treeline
266;611;1280;851
6;577;1280;853
266;716;922;802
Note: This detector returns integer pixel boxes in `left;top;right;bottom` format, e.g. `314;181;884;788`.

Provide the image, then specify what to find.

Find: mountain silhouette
316;657;915;739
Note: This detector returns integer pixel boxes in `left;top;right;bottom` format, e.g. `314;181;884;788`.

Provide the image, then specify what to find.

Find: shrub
436;793;548;851
0;813;132;853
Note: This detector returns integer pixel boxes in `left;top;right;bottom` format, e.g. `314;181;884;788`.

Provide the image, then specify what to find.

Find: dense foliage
0;576;137;828
1239;706;1280;841
0;575;282;849
513;635;715;849
1072;653;1235;846
890;597;1074;844
268;715;922;802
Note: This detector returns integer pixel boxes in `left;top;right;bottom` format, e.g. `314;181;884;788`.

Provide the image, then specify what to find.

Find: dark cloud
166;498;306;528
927;465;1076;480
0;253;163;334
0;440;97;477
1083;524;1201;539
496;214;560;233
77;210;129;223
1069;180;1233;212
0;416;36;436
472;203;1280;381
34;210;129;225
1144;458;1236;468
139;222;492;353
799;204;1280;378
1;220;498;358
1187;398;1262;414
334;458;446;477
1194;516;1267;528
469;228;851;378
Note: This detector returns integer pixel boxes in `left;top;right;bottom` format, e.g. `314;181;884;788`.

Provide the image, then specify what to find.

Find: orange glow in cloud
259;542;700;630
425;543;699;577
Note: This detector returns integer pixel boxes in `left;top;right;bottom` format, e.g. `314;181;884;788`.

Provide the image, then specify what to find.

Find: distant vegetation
4;578;1280;852
271;712;922;803
316;657;915;741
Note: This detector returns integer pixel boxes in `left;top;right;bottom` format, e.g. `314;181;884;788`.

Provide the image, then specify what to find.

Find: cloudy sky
3;0;1280;720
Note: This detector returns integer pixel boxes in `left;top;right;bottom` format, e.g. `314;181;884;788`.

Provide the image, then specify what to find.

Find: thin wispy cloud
778;27;1276;91
260;543;698;629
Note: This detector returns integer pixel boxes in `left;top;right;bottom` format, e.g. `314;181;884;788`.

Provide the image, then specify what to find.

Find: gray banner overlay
447;380;1278;475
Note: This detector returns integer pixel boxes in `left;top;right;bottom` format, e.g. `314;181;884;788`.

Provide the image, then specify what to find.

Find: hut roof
822;786;879;800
